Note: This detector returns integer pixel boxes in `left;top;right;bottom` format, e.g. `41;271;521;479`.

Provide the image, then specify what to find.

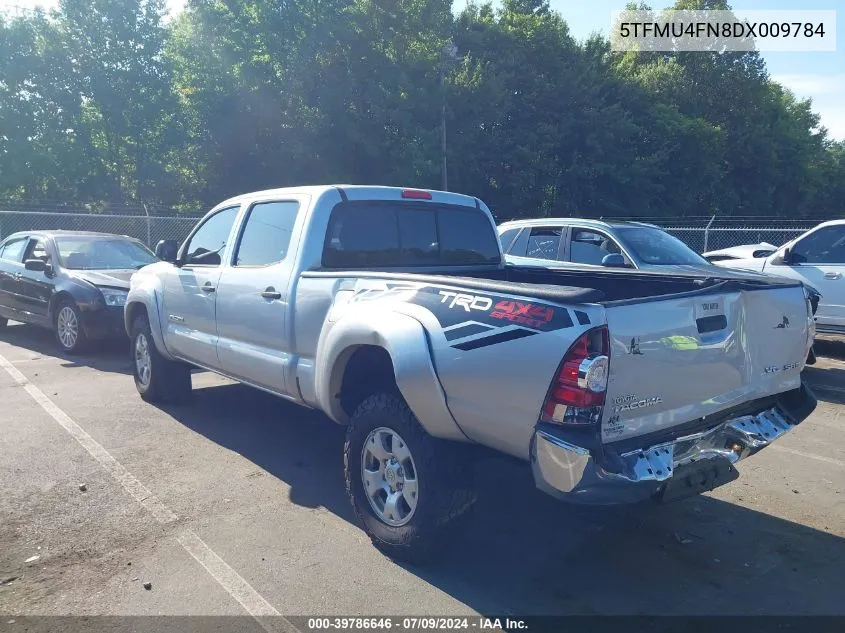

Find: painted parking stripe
0;351;295;630
0;353;177;524
177;530;287;620
771;444;845;469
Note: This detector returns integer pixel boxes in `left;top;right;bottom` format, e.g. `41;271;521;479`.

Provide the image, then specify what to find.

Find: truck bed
306;263;800;305
304;262;811;451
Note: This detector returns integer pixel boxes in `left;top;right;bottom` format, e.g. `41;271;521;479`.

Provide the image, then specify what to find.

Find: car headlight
100;288;128;307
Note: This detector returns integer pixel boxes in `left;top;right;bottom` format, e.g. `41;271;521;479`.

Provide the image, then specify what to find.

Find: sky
456;0;844;140
2;0;842;139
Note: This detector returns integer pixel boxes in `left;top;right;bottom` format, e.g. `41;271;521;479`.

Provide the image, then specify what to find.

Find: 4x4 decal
412;286;583;350
349;284;590;351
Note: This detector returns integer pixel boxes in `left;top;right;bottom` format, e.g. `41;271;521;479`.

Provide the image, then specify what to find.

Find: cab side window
569;229;623;265
507;228;530;256
183;206;240;266
0;237;28;263
23;238;49;262
525;227;563;260
791;226;845;264
499;228;521;253
234;201;300;267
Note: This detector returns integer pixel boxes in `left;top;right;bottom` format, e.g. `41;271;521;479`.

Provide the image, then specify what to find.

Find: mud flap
657;457;739;504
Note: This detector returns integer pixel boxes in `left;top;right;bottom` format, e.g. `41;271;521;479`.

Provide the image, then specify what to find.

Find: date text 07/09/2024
305;617;529;631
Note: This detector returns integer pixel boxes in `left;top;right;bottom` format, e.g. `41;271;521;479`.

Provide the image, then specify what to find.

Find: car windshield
55;236;158;270
615;227;709;266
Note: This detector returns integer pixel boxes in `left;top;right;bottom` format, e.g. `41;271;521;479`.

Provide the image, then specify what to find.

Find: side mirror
155;239;179;264
601;253;627;268
781;247;792;264
24;258;46;272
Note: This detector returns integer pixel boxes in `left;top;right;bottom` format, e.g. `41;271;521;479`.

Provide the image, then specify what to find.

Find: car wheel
131;314;192;403
344;392;476;562
54;300;88;354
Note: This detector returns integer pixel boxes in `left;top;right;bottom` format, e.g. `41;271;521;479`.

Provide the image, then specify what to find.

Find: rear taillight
541;326;610;425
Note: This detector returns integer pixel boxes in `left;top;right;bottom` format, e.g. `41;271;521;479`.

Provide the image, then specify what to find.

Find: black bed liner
303;264;801;305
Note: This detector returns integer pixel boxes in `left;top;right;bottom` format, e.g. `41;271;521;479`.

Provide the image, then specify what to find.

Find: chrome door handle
201;283;216;293
824;272;842;280
261;287;281;300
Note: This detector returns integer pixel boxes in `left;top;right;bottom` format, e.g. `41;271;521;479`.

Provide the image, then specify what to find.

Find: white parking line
0;351;295;630
0;353;178;524
771;444;845;469
177;530;284;618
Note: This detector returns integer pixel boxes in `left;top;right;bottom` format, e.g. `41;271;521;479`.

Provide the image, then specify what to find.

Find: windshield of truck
322;201;501;268
615;226;709;266
55;236;158;270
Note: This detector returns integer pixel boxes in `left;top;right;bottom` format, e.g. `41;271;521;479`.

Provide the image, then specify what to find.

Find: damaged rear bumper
530;383;817;505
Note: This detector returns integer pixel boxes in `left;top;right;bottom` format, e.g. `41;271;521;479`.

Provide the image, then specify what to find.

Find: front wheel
54;300;87;354
344;392;476;562
131;314;192;403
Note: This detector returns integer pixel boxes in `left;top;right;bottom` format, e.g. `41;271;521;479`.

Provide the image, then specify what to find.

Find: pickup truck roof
215;184;484;210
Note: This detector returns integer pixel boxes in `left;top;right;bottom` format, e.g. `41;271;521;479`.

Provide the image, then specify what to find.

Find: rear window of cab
321;201;501;268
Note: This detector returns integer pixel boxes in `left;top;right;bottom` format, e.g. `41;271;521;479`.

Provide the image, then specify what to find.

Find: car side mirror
155;239;179;264
780;246;806;265
601;253;626;268
24;258;46;272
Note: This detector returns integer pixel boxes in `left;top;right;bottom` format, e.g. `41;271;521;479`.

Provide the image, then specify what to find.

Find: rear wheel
344;392;476;562
54;300;87;354
131;314;192;403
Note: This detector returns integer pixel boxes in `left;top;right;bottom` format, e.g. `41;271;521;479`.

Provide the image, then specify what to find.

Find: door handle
824;272;842;280
261;287;281;300
201;283;216;293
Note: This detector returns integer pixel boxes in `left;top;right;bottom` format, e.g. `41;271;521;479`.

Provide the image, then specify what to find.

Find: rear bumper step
530;384;817;505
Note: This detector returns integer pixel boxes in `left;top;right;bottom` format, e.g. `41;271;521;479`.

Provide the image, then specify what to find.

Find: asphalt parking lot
0;322;844;620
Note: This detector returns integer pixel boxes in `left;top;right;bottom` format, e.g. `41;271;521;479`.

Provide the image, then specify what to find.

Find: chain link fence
0;209;822;254
0;210;201;248
661;226;812;253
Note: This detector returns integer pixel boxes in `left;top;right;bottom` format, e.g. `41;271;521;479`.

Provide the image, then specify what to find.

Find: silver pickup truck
125;185;817;560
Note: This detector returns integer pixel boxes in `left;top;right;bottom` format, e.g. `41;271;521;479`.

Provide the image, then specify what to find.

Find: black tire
130;314;192;403
53;299;88;354
344;392;476;563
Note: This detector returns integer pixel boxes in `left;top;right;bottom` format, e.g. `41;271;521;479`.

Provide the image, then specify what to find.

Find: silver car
498;218;719;274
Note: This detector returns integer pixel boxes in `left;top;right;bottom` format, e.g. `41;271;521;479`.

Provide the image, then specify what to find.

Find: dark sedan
0;231;159;353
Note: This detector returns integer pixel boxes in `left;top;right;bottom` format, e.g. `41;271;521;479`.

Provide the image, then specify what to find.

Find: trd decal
412;286;576;334
351;284;589;351
437;290;493;312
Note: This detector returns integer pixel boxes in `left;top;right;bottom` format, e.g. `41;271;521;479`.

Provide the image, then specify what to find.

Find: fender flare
125;284;173;361
315;309;469;442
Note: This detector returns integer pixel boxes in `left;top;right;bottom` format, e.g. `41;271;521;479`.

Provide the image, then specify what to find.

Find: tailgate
601;283;810;443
